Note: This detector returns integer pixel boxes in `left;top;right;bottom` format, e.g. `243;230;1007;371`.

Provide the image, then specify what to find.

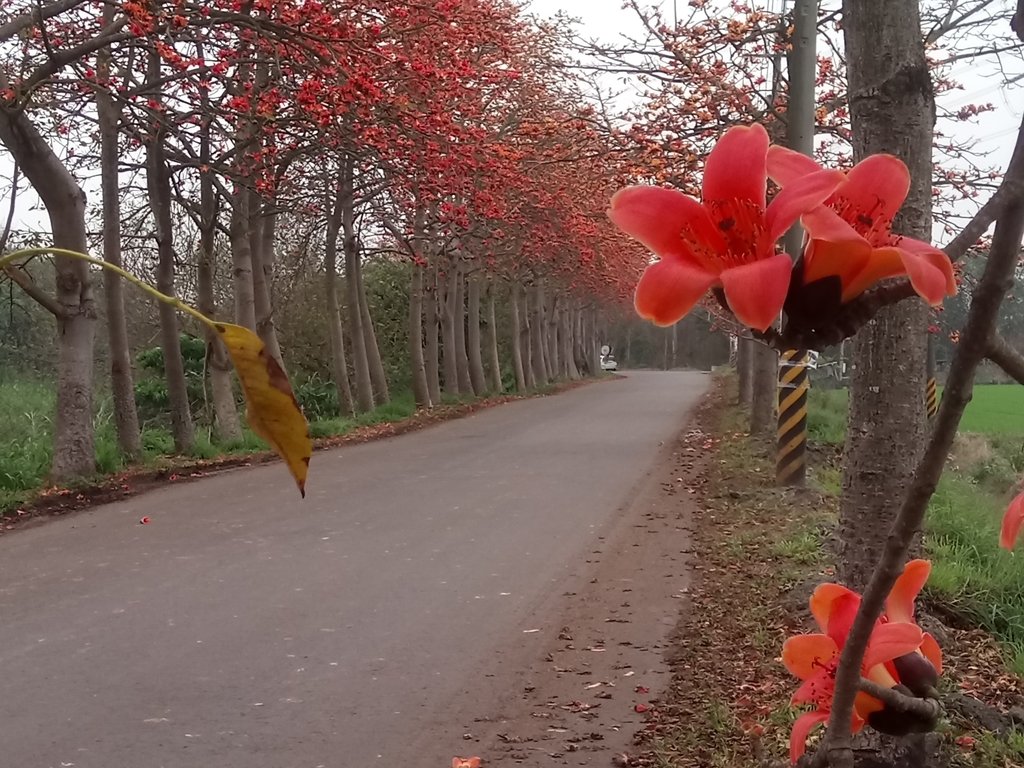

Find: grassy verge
0;380;573;519
807;384;1024;676
635;375;1024;768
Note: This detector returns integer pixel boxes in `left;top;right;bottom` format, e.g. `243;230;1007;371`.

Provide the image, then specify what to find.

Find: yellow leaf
215;323;311;496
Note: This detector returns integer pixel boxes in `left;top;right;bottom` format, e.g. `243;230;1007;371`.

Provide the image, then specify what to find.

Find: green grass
0;380;543;516
806;382;1024;674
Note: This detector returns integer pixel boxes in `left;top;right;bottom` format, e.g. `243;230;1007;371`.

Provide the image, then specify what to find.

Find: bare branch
986;332;1024;384
2;264;64;317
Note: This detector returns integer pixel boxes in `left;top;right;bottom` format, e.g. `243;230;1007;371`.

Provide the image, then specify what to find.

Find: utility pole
776;0;818;487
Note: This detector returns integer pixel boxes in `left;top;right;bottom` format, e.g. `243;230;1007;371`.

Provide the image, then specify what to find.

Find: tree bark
485;281;503;392
423;263;441;404
325;181;354;417
409;262;432;407
340;160;374;412
145;46;194;453
512;282;531;390
737;336;754;405
750;342;776;434
249;196;284;365
439;263;460;395
530;284;549;384
229;182;257;331
466;273;487;394
453;264;473;393
563;303;580;379
96;27;142;459
839;0;934;589
356;251;390;404
546;292;561;377
0;104;96;481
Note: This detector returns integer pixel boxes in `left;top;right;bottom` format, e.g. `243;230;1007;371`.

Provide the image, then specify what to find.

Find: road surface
0;370;708;768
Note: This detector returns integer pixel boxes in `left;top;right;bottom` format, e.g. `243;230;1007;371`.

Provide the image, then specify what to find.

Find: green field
807;382;1024;674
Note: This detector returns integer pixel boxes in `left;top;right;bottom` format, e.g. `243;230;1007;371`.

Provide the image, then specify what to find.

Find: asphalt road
0;370;708;768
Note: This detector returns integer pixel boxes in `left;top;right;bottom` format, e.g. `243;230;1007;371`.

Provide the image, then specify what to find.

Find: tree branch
821;110;1024;768
2;265;64;317
857;679;941;722
986;332;1024;384
942;177;1024;263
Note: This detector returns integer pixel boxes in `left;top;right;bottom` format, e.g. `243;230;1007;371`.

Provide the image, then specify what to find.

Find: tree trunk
145;50;194;453
546;293;561;378
439;264;460;395
750;342;776;434
356;252;390;404
250;197;284;365
513;283;532;390
466;274;487;394
340;161;374;412
454;265;473;393
531;284;549;384
563;303;580;379
424;264;441;405
325;181;354;417
737;337;754;405
839;0;934;589
229;183;257;331
588;309;601;376
96;30;142;460
409;262;432;407
0;106;96;481
485;282;503;392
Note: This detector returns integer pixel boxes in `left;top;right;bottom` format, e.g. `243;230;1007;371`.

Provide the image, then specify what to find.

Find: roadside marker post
777;350;809;487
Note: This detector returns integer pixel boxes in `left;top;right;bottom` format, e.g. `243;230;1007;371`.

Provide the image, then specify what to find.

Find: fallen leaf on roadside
215;323;311;496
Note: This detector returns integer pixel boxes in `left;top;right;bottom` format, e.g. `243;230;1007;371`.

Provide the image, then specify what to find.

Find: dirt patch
1;378;608;535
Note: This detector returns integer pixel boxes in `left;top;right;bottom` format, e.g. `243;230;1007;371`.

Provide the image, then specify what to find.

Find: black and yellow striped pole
926;334;938;420
777;350;809;486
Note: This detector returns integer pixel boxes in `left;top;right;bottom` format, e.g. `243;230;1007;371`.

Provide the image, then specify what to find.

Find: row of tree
0;0;659;483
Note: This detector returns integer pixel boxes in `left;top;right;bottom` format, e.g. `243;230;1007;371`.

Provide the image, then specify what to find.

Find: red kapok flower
767;147;957;308
609;124;843;331
1000;490;1024;550
782;560;942;763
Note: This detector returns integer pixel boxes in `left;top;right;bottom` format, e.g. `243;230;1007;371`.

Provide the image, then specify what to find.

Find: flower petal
899;237;958;295
838;154;911;225
1000;491;1024;550
920;632;943;675
719;253;792;331
885;559;931;624
799;207;873;287
790;711;830;764
864;622;924;671
765;169;846;242
898;248;955;306
810;583;860;633
609;186;724;260
783;633;839;679
840;246;907;302
767;145;825;187
702;123;769;209
634;259;717;327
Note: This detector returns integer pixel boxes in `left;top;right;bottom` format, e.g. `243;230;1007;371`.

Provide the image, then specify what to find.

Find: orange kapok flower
1000;490;1024;550
767;147;956;328
609;124;843;332
782;560;942;763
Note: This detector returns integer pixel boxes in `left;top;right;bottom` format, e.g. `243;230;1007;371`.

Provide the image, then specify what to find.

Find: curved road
0;370;707;768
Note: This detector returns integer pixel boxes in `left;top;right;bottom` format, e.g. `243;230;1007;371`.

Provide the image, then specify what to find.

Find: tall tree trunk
439;264;460;395
514;283;533;389
546;292;561;377
588;309;601;376
0;102;96;481
563;304;580;380
325;181;354;417
340;161;374;412
530;284;549;385
229;183;257;331
485;282;503;392
454;265;473;393
356;253;390;404
96;29;142;460
466;273;487;394
750;342;776;434
839;0;934;589
193;44;243;443
250;197;284;365
737;337;754;405
409;262;431;407
424;264;441;404
145;48;194;453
